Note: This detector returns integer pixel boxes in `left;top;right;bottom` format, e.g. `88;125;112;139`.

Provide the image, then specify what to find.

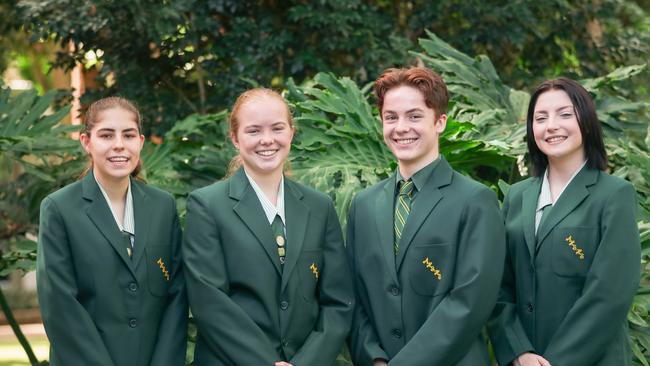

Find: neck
398;153;438;181
95;172;129;202
246;168;282;205
547;154;585;187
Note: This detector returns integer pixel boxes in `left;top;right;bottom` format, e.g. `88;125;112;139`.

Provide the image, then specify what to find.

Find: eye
246;128;260;134
273;125;286;132
534;116;547;123
99;133;113;139
409;114;423;121
124;133;137;139
383;114;397;122
560;112;574;118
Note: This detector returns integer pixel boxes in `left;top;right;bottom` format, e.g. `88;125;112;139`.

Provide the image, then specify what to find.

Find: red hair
374;67;449;117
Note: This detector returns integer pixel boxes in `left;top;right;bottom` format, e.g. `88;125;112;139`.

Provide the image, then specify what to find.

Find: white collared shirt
244;170;286;226
95;175;135;245
535;161;587;234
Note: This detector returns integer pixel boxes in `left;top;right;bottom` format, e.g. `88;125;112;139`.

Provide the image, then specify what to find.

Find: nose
546;115;559;131
260;131;274;145
395;117;410;133
113;135;125;149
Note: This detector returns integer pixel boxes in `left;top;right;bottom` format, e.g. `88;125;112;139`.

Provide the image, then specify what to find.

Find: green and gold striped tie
394;179;414;254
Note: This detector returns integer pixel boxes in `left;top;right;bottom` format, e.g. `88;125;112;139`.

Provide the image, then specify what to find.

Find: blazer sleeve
487;190;535;365
389;187;506;366
290;200;355;366
183;191;279;364
36;197;115;365
543;182;640;364
346;198;390;366
149;197;188;366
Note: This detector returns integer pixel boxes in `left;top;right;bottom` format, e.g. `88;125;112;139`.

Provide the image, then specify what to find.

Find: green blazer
347;157;505;366
36;171;188;366
183;168;354;366
488;167;640;366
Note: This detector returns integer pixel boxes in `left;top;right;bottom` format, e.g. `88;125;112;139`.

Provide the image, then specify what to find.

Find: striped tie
394;179;414;255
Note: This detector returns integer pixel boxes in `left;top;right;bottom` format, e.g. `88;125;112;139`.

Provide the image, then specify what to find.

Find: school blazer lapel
82;172;137;276
280;179;309;292
521;178;541;260
230;169;282;276
395;158;450;271
130;180;151;268
375;175;399;283
536;167;598;246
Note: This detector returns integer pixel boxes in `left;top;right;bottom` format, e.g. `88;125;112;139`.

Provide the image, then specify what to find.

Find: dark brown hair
374;67;449;117
526;77;607;176
226;88;294;177
80;97;144;179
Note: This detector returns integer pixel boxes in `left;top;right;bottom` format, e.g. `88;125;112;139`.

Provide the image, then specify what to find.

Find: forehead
237;96;289;125
92;108;139;131
534;89;573;111
382;85;430;112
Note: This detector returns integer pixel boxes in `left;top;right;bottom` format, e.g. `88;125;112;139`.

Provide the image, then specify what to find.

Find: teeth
108;157;128;162
257;150;277;156
396;138;416;145
546;136;566;143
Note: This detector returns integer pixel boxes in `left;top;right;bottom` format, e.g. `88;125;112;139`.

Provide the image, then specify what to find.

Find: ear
138;134;145;149
434;114;447;134
79;133;91;154
230;132;240;150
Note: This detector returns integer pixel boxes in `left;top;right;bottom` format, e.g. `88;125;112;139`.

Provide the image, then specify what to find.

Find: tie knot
272;214;283;226
399;179;414;197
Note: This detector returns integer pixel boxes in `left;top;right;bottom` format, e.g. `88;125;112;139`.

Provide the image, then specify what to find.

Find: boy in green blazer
347;67;505;366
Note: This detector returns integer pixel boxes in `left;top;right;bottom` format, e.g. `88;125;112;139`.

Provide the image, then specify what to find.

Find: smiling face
381;85;446;177
80;107;144;186
230;95;294;180
532;89;585;167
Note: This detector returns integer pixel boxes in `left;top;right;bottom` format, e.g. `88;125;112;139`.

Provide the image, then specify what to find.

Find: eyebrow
96;127;139;133
383;108;424;114
535;105;574;114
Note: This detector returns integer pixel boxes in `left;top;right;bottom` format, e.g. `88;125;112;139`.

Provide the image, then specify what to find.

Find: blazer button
129;318;137;328
391;329;402;338
280;301;289;310
527;303;534;313
128;282;138;292
390;286;400;296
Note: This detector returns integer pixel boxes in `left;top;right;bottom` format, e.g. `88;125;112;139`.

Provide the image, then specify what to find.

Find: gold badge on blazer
157;257;171;281
565;235;585;260
309;262;319;279
422;257;442;280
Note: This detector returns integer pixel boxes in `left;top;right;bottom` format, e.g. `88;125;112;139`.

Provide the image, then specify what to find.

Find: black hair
526;77;607;176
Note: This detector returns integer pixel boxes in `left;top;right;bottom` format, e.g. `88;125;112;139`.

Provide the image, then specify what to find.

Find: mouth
107;156;130;163
256;149;279;157
393;138;418;145
545;136;567;144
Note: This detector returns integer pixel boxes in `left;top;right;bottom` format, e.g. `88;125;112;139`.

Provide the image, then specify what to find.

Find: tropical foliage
1;30;649;365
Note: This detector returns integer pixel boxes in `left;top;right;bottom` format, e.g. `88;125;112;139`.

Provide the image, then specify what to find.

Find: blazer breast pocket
409;243;452;297
297;249;323;303
145;245;172;297
552;226;598;277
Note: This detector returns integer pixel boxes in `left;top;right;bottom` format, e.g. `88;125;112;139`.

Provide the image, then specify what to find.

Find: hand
514;352;551;366
275;362;293;366
373;359;388;366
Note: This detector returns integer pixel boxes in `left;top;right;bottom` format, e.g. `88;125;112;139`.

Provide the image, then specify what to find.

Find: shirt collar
395;157;441;193
244;169;285;225
94;174;135;235
536;160;587;212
